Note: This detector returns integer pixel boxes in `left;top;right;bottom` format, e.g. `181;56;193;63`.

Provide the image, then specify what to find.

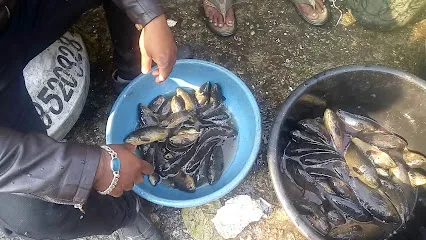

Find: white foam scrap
211;195;268;239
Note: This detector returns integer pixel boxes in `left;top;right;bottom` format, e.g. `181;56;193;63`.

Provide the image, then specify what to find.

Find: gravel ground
2;0;426;239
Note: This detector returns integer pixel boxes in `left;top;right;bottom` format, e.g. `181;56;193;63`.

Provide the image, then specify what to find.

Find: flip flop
291;0;330;26
204;0;237;37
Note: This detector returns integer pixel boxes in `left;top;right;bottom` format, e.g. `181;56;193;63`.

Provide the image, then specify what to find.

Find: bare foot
204;1;234;28
295;0;325;20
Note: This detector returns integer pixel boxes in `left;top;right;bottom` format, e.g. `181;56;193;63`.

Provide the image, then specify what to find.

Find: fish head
148;95;167;113
171;96;185;113
210;83;225;103
125;135;150;145
176;87;185;95
184;175;196;191
195;82;210;104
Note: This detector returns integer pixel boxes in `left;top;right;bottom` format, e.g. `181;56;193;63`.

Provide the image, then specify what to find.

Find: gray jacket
0;0;164;207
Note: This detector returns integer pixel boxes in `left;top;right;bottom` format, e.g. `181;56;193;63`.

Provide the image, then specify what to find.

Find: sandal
291;0;330;26
204;0;237;37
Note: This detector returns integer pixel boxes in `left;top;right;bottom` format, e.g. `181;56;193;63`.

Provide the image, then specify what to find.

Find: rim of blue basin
106;59;262;208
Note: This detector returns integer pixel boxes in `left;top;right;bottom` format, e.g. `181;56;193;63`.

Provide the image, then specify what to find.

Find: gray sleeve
0;127;101;205
112;0;165;26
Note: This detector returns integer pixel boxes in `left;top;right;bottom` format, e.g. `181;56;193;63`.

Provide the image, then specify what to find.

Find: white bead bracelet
98;145;121;195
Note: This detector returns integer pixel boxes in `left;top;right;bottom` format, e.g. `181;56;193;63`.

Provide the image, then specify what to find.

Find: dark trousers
0;0;143;239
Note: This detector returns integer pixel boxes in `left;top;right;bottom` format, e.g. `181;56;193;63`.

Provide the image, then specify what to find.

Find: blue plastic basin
106;59;261;208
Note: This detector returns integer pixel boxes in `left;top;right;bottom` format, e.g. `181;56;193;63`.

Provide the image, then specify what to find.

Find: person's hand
93;143;153;197
140;14;177;83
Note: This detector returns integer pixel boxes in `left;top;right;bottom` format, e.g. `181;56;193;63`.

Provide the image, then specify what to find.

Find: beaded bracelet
98;146;121;195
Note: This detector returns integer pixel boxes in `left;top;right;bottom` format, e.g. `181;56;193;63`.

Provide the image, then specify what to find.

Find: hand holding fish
93;144;154;197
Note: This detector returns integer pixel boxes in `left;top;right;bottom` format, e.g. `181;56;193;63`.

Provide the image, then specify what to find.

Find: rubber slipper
204;0;237;37
292;0;330;26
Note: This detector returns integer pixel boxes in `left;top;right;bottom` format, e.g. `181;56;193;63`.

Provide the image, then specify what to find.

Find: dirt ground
4;0;426;239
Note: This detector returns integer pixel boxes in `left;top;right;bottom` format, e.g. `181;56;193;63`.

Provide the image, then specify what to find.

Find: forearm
0;127;101;205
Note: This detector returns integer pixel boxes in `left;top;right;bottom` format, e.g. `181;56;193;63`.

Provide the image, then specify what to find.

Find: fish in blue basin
171;96;186;113
137;104;159;128
176;88;197;111
125;126;171;145
156;98;171;119
149;172;160;186
209;83;225;107
193;150;211;187
173;171;196;193
160;110;196;129
198;102;225;118
148;95;167;113
169;128;200;147
207;145;224;184
195;82;210;105
182;137;222;176
128;82;238;193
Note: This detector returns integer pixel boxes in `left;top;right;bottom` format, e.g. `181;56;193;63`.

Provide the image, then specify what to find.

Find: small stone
250;31;255;36
233;36;242;41
340;11;357;26
150;213;161;224
167;19;177;27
